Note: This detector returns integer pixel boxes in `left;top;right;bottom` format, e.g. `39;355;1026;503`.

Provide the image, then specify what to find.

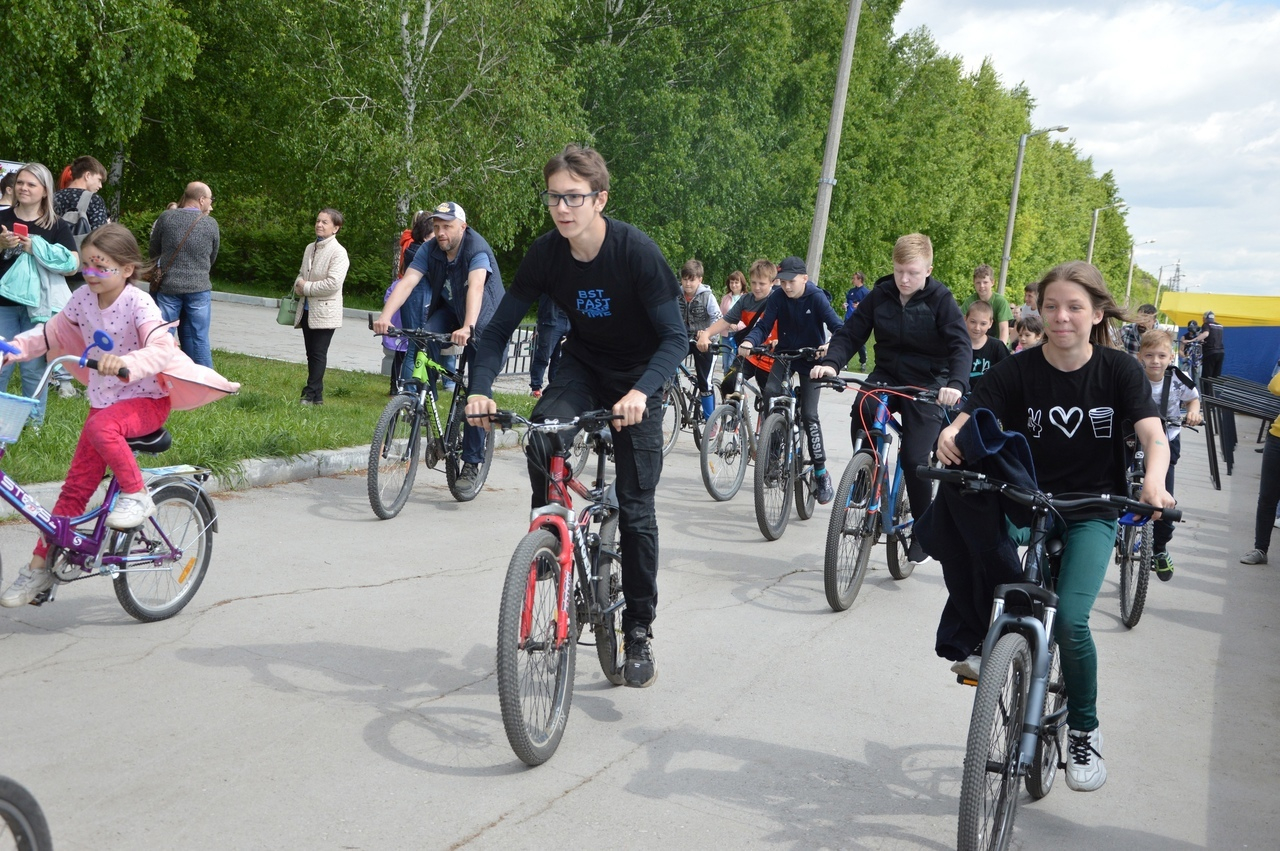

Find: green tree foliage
0;0;198;202
2;0;1143;305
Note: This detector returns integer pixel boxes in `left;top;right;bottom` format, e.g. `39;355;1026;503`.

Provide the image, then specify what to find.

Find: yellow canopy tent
1159;292;1280;328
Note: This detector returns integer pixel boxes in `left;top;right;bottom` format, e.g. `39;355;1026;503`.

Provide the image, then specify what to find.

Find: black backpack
60;191;94;249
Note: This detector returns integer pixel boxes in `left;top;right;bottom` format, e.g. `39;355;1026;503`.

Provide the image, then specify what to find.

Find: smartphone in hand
12;223;28;238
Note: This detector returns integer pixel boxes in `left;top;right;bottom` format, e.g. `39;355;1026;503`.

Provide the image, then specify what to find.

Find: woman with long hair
0;163;79;427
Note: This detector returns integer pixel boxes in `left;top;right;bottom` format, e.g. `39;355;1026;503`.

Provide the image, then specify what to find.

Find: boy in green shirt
960;263;1014;346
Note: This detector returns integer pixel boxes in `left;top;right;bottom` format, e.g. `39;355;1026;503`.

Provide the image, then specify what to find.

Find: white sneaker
950;655;982;681
107;491;156;530
1065;727;1107;791
1;566;54;607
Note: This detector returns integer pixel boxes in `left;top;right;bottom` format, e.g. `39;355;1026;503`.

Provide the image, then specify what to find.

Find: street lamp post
1086;201;1125;264
1125;239;1156;308
998;125;1068;294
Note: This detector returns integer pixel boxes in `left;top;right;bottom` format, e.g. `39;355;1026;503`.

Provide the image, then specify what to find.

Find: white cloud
894;0;1280;295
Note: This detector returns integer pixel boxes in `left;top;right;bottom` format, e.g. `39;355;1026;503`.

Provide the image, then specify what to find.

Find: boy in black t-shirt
965;299;1009;392
466;146;686;690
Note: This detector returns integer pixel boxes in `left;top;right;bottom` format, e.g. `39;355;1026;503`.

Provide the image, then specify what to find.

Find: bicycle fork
983;593;1060;772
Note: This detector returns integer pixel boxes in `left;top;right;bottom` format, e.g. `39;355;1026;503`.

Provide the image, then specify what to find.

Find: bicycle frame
522;424;619;649
852;390;910;540
981;507;1064;772
0;443;206;586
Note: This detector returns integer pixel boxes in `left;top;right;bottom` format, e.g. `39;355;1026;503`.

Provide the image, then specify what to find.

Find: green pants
1010;516;1117;732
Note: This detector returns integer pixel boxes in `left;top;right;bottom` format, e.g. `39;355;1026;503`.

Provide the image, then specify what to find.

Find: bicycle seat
127;428;172;455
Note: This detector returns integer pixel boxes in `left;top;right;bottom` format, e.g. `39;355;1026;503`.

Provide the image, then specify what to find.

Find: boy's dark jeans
1154;434;1182;553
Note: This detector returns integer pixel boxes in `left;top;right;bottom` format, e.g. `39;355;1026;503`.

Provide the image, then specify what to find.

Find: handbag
276;292;300;326
148;211;206;296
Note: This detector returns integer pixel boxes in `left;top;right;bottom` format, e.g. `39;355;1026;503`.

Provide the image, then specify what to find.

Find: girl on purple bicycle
0;224;237;608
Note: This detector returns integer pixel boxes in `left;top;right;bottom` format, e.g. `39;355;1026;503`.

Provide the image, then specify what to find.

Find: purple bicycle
0;333;216;622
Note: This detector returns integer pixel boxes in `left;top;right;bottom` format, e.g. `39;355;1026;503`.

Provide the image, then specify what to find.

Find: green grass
2;351;535;486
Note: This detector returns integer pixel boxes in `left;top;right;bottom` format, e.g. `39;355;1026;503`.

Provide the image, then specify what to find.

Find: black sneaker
623;626;657;688
456;462;480;491
907;538;931;565
1154;551;1174;581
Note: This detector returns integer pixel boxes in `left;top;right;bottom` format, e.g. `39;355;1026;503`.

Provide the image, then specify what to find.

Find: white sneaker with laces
107;491;156;530
1;566;54;607
1065;727;1107;791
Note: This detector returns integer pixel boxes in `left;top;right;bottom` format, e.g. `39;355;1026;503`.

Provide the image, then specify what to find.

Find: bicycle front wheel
794;455;816;520
823;452;876;611
593;514;625;685
368;394;420;519
0;775;52;851
496;530;576;766
1119;522;1151;628
660;384;680;456
444;397;495;502
1026;640;1066;799
885;479;915;580
753;413;793;541
113;483;214;622
958;633;1031;851
700;405;748;501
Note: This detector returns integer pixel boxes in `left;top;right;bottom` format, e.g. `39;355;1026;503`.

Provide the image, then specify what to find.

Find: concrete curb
211;289;373;320
0;431;523;521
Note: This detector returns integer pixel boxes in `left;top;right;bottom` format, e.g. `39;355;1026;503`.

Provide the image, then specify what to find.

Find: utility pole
805;0;863;286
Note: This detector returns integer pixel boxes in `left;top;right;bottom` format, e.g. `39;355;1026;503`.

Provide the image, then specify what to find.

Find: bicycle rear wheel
660;384;680;456
823;452;877;612
444;395;495;502
1119;522;1151;628
496;530;576;766
700;405;748;501
113;483;214;622
885;479;916;580
1026;640;1066;799
0;775;51;851
753;413;793;541
958;633;1030;851
368;394;420;519
592;514;625;685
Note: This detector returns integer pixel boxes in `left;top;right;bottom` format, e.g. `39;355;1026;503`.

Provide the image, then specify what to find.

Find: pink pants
35;396;172;558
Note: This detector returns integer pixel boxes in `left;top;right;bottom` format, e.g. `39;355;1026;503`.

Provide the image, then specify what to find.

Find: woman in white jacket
293;208;350;404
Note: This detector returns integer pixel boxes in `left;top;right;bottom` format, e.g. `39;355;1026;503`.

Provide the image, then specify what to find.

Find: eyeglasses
82;266;120;278
539;190;600;208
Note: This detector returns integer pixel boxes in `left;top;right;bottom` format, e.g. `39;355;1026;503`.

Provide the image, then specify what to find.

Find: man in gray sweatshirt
149;181;220;366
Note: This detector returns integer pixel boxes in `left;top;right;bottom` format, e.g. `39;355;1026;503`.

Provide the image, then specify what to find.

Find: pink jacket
13;313;239;411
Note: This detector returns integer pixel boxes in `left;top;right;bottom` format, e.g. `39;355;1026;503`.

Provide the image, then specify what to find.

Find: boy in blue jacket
739;256;843;503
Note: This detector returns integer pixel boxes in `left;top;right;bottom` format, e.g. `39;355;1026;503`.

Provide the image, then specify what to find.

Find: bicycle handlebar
916;466;1182;523
367;314;463;347
468;409;622;433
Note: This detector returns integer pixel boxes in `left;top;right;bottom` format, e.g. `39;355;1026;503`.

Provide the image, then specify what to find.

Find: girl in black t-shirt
937;260;1174;794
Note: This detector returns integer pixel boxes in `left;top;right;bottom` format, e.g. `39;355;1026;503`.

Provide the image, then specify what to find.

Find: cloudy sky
893;0;1279;296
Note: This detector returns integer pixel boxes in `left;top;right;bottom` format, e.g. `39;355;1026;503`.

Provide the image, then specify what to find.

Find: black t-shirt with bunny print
965;344;1159;519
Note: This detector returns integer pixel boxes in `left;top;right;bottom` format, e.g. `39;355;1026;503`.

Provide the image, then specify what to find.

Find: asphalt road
0;360;1276;849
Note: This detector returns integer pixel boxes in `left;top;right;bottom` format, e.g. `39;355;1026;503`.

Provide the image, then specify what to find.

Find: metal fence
503;323;536;375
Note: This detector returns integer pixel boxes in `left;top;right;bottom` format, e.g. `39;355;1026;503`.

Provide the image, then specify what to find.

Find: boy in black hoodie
811;233;970;562
740;255;843;503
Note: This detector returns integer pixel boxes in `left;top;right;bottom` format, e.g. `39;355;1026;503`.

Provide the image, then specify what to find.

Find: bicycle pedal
956;674;977;687
29;588;55;607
